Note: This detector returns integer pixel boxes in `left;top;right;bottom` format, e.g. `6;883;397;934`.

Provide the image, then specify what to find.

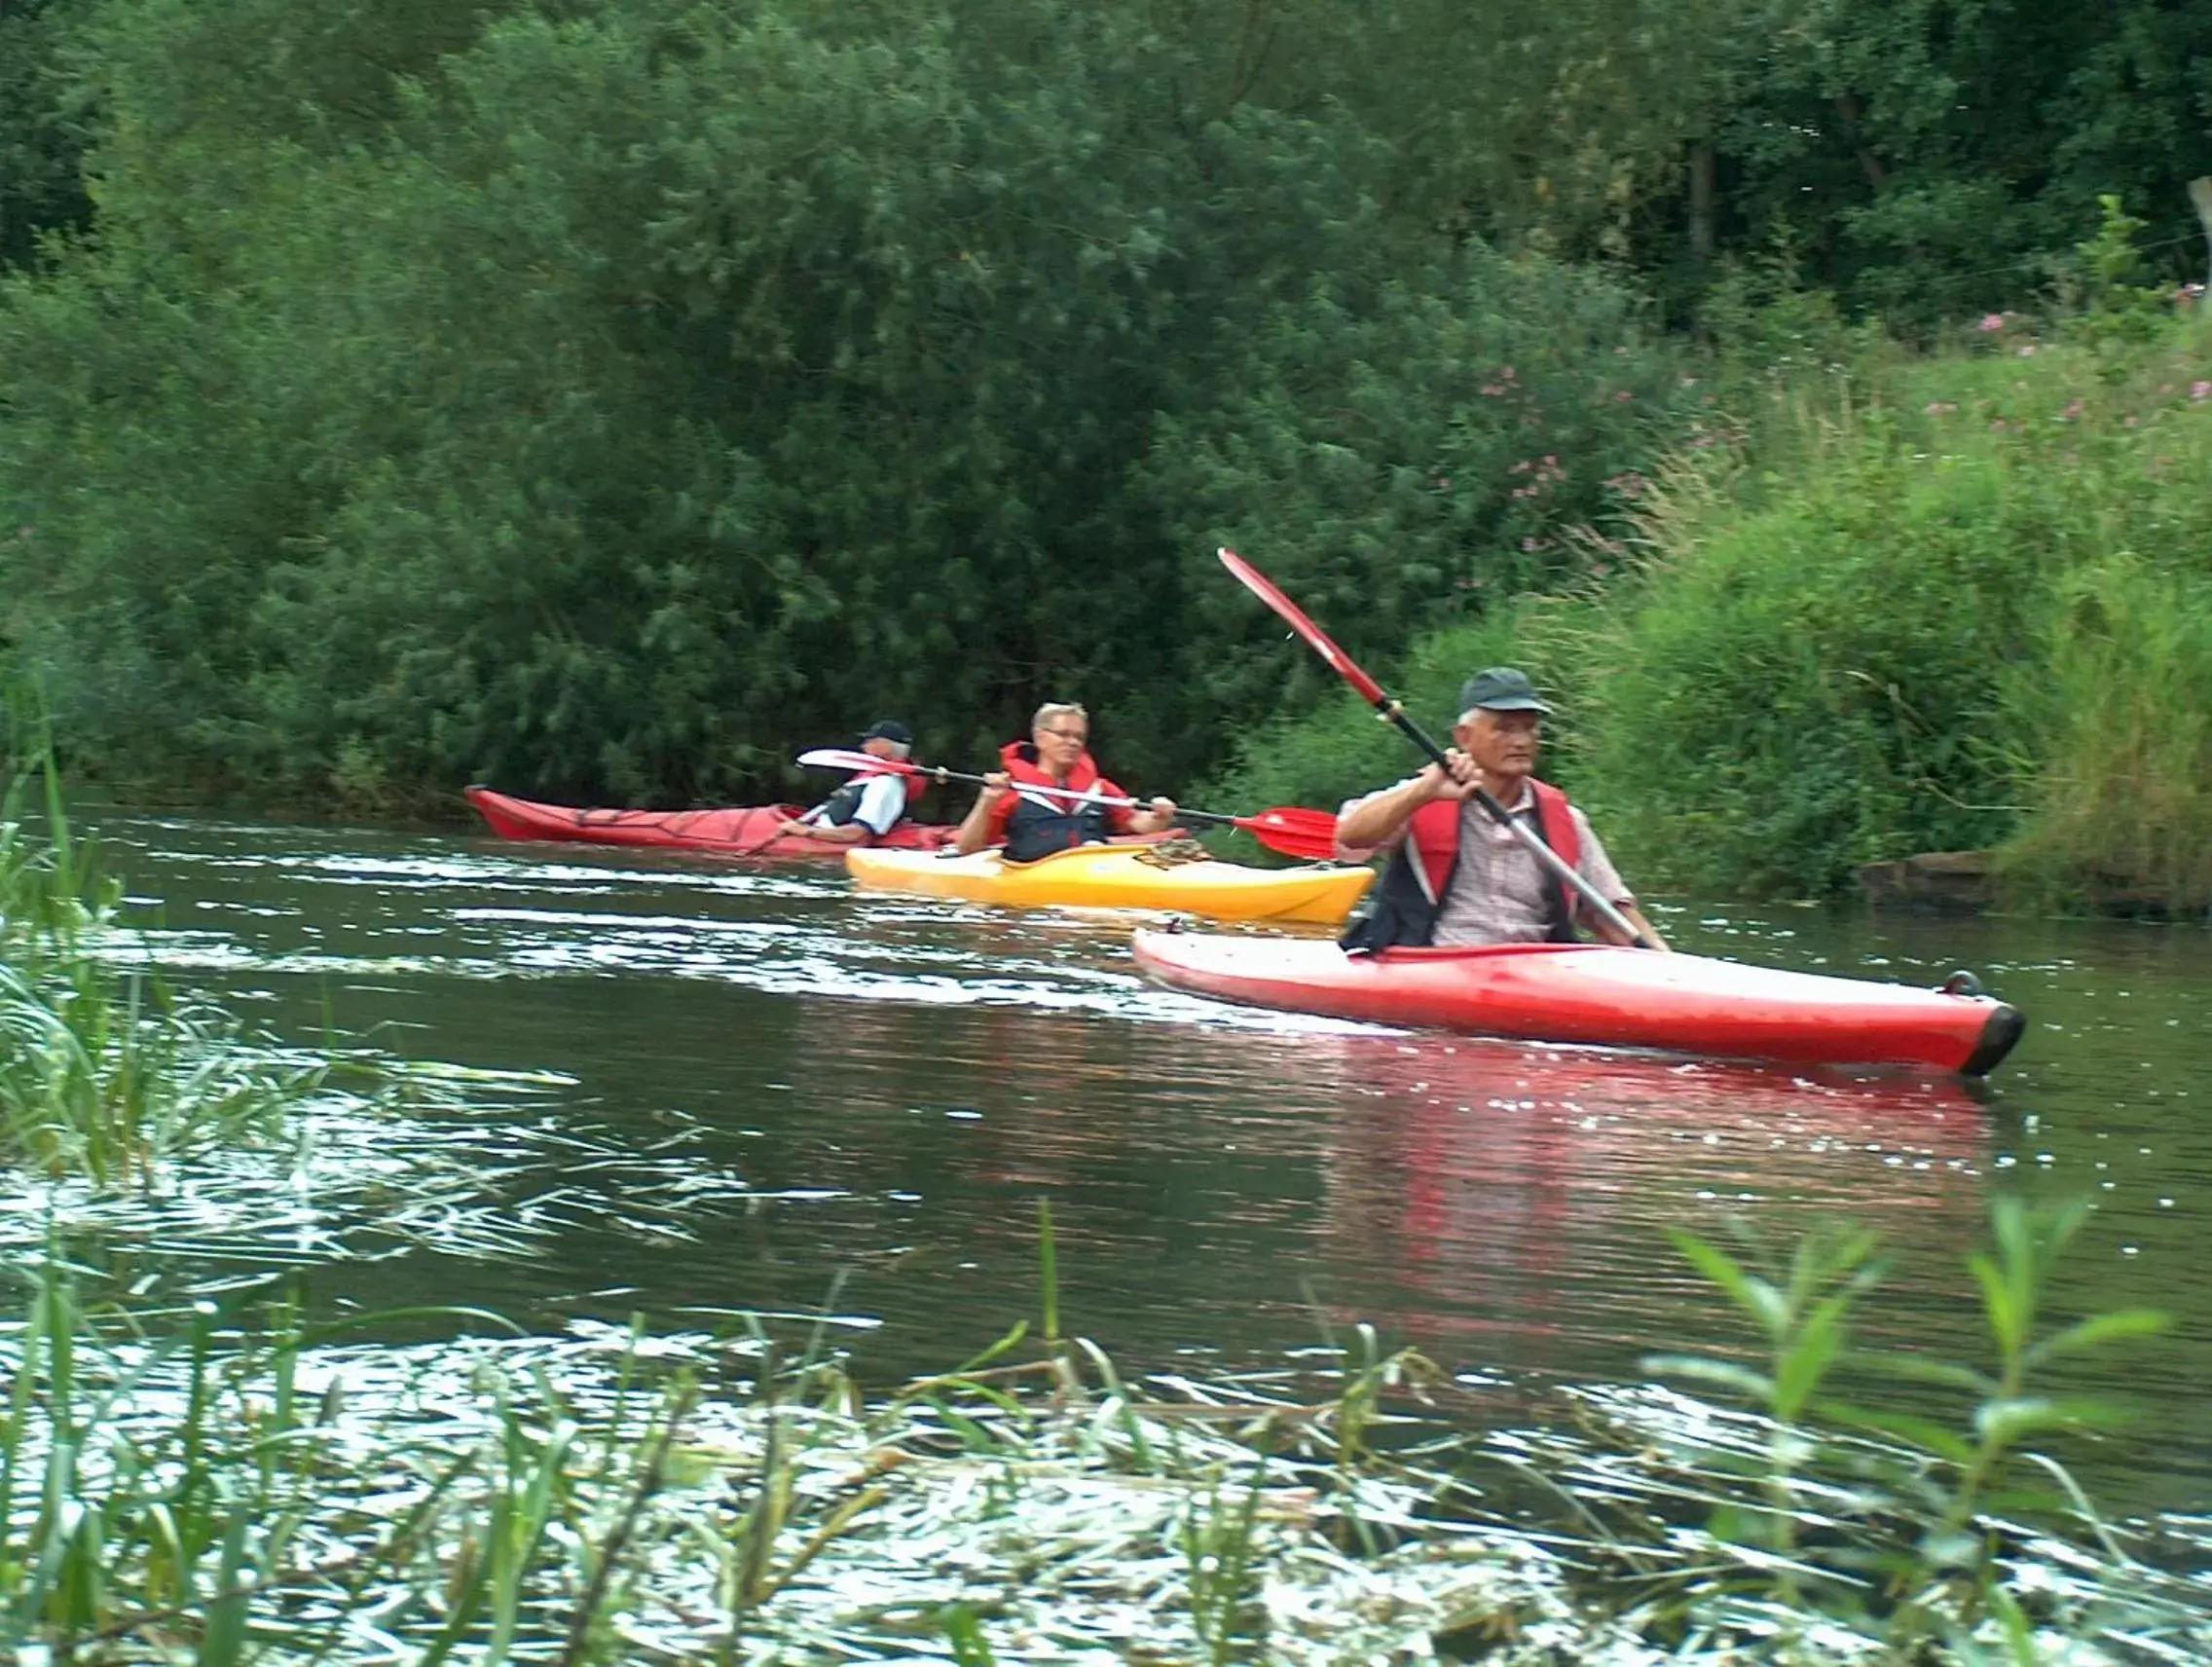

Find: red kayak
465;786;959;858
1130;929;2024;1075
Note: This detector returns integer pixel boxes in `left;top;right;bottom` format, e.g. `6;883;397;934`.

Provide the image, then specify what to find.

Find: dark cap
858;719;912;747
1457;668;1552;715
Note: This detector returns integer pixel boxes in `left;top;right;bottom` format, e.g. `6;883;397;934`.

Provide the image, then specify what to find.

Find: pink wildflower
2194;382;2212;401
1977;314;2006;332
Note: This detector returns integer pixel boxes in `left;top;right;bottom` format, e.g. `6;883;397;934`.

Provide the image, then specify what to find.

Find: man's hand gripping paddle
1215;547;1657;947
795;750;1341;862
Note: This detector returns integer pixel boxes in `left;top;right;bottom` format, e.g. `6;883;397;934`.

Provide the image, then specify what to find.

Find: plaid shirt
1336;778;1634;946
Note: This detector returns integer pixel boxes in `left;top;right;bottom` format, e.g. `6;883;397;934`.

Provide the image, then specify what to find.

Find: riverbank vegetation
2;0;2212;911
1205;285;2212;910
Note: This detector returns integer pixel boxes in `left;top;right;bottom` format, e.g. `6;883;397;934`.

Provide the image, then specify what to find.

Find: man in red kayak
1333;669;1669;951
776;720;918;846
953;702;1178;861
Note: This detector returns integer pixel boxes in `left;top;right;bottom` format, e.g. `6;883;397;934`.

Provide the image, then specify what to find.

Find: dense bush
0;0;1701;808
1200;311;2212;908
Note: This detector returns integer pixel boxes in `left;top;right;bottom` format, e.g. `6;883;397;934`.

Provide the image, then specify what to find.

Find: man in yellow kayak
954;702;1179;861
776;720;919;846
1333;668;1668;951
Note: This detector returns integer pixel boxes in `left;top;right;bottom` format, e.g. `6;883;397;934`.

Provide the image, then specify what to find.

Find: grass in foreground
0;1201;2203;1665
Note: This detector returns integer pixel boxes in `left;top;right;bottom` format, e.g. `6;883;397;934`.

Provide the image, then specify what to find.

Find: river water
84;807;2212;1518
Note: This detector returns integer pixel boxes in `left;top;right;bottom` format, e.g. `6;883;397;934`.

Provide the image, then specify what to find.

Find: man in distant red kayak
1333;668;1669;951
954;702;1178;861
777;720;918;846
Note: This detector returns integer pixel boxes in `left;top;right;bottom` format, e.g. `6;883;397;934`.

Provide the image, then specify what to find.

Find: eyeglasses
1038;727;1088;742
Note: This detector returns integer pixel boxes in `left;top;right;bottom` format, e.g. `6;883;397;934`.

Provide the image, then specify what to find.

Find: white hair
1457;705;1543;727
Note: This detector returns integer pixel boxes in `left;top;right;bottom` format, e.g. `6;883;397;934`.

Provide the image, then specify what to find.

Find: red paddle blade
1235;805;1341;862
1218;547;1387;706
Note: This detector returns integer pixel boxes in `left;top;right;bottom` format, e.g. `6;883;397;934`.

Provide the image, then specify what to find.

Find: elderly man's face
1453;707;1541;783
1032;715;1089;775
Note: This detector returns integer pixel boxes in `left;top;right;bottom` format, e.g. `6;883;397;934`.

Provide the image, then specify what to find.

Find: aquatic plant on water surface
1;1201;2205;1664
0;750;586;1262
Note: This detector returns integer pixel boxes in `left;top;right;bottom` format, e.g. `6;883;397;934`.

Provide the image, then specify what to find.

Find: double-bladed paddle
795;748;1342;862
1216;546;1658;948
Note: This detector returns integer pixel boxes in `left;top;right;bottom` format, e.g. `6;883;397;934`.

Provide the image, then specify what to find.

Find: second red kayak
1130;929;2024;1075
465;786;959;858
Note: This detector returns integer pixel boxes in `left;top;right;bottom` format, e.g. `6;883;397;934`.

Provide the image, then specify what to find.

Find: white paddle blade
795;747;896;772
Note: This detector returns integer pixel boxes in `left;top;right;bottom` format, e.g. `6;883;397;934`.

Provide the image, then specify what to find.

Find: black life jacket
812;766;907;838
1341;782;1582;952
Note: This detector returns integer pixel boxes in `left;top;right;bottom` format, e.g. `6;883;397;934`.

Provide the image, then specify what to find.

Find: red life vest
1342;778;1583;951
991;741;1131;860
1404;781;1580;913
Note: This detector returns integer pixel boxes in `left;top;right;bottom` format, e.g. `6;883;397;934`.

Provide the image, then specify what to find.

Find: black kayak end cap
1961;1003;2027;1078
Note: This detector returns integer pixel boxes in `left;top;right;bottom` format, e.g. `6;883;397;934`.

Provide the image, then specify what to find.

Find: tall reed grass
1998;552;2212;910
0;752;313;1181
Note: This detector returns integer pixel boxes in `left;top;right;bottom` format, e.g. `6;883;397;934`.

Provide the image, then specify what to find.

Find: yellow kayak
844;843;1374;925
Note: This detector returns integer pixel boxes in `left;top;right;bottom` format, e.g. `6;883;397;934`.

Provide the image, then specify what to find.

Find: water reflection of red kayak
1310;1029;1991;1161
1304;1031;1992;1367
465;786;958;858
1132;928;2025;1075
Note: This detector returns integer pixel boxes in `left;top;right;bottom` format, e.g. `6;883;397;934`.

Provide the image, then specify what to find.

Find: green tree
0;0;92;270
